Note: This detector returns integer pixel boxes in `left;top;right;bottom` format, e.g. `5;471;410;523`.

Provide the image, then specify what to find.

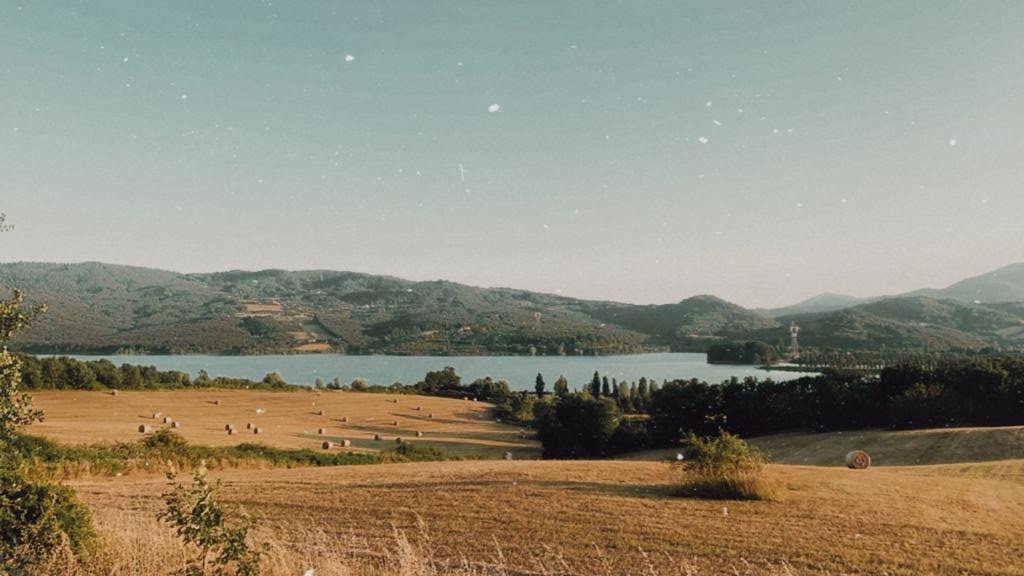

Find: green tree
535;393;620;459
534;373;546;397
160;465;263;576
601;376;611;397
590;371;601;397
1;288;97;571
0;290;45;443
0;213;10;233
553;374;569;398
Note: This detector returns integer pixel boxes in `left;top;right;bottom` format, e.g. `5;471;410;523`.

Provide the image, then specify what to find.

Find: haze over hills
762;263;1024;318
2;261;1024;356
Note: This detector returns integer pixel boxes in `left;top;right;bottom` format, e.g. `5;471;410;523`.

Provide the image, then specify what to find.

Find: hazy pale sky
2;1;1023;308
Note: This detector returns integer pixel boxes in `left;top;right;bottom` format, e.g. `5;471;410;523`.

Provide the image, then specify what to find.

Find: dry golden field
27;390;1024;574
624;425;1024;467
71;458;1024;575
29;389;538;458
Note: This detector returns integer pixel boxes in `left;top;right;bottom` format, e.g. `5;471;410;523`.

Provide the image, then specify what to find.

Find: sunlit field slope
73;459;1024;575
622;426;1024;467
30;389;538;458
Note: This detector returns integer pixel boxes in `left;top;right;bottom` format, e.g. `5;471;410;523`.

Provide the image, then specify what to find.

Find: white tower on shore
789;321;801;359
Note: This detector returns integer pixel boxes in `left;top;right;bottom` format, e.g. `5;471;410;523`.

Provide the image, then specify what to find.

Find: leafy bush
0;461;97;572
160;465;263;576
674;431;775;500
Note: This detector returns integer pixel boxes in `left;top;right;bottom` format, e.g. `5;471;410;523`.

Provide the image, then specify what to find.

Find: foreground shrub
160;465;263;576
0;460;97;573
674;431;776;500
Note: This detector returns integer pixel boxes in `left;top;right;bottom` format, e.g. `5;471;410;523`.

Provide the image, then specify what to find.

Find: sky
2;1;1024;308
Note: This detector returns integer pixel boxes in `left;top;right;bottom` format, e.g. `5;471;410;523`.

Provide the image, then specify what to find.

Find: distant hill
906;263;1024;303
4;261;1024;356
584;295;779;350
758;293;870;318
0;262;653;355
760;295;1024;353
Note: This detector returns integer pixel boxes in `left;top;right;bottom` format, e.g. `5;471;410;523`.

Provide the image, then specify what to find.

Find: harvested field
622;425;1024;467
30;389;538;458
72;458;1024;575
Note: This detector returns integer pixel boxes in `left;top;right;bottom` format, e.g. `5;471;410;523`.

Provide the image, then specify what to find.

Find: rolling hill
4;261;1024;356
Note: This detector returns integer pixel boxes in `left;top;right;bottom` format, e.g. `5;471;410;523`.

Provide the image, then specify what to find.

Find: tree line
531;355;1024;458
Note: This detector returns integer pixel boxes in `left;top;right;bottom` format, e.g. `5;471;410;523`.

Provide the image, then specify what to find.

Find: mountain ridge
3;261;1024;356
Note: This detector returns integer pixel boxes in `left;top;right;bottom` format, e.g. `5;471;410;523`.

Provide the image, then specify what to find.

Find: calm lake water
62;353;815;391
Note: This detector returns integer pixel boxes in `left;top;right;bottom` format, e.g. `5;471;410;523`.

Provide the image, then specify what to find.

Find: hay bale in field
171;421;180;429
391;398;399;403
504;452;513;461
321;441;333;450
228;428;236;435
414;406;422;411
415;431;424;437
213;399;221;405
317;428;326;435
427;413;433;419
162;416;172;424
110;389;118;396
138;424;151;433
340;439;352;447
246;422;254;429
341;416;349;423
152;412;162;419
392;420;400;426
255;407;265;414
253;427;263;435
224;424;234;431
316;410;325;416
373;434;382;441
845;450;871;470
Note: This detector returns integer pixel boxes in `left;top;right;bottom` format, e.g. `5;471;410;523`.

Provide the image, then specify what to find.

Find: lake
61;353;815;391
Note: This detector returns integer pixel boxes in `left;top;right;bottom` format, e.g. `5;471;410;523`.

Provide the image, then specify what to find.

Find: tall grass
674;431;777;501
55;507;808;576
9;430;450;481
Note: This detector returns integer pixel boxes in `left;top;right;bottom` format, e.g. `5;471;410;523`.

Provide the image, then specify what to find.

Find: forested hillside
3;261;1024;356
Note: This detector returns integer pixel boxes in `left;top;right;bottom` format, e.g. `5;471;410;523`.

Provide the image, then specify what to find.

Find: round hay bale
414;406;422;411
224;424;233;431
373;434;382;441
138;424;151;434
340;439;352;447
395;437;403;444
321;441;333;450
317;410;325;416
213;399;221;405
152;412;162;419
171;421;180;429
341;416;349;423
317;428;326;435
246;422;253;429
255;407;265;414
503;451;513;461
427;413;434;419
110;389;119;396
228;428;236;435
253;427;263;435
845;450;871;470
415;431;424;437
392;420;399;426
163;416;172;424
391;398;399;404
